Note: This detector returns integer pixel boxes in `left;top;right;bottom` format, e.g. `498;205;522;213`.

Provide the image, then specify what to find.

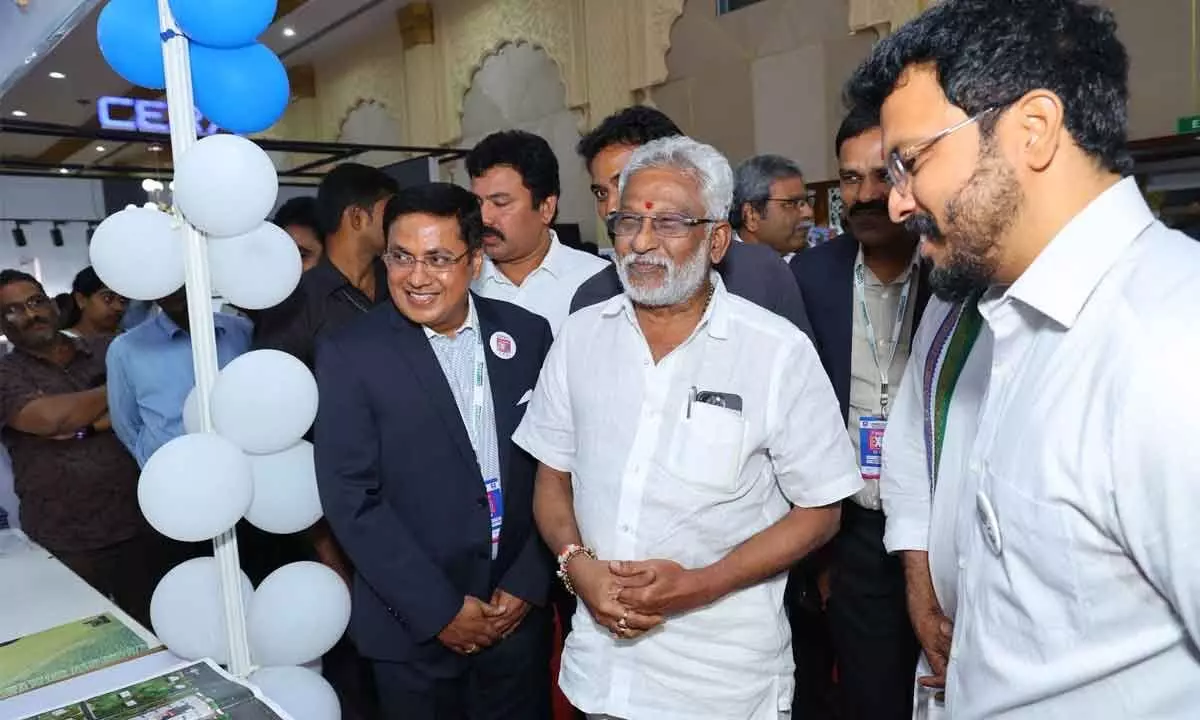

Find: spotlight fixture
95;145;107;153
50;223;64;247
86;222;98;243
48;71;65;79
282;26;296;37
57;168;71;175
11;223;27;248
147;144;163;152
11;110;27;118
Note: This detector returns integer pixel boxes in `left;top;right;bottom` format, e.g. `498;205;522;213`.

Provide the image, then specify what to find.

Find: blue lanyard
854;263;913;419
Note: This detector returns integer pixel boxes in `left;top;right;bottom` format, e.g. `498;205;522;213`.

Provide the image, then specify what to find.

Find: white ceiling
0;0;412;171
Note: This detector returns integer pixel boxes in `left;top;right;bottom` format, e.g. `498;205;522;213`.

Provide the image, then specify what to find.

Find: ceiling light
95;145;107;152
11;224;26;248
282;26;296;38
58;168;71;175
48;71;65;79
148;144;163;152
50;223;64;247
11;110;27;117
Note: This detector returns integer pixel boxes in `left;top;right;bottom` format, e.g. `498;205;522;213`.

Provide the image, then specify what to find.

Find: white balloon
250;666;340;720
89;206;184;301
248;561;350;667
150;557;253;665
210;223;302;310
174;134;279;238
182;386;203;434
211;350;319;455
138;433;253;542
245;441;322;535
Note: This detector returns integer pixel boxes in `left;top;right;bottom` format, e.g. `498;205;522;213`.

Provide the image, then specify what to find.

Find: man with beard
846;0;1200;715
569;106;813;338
468;130;608;335
514;135;862;719
0;269;159;627
788;108;931;720
730;155;814;262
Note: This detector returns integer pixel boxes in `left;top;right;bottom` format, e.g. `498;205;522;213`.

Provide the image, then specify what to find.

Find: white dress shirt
472;230;608;335
513;274;862;720
942;178;1200;717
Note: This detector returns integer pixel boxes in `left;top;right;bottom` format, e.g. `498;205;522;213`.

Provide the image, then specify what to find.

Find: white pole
155;0;253;677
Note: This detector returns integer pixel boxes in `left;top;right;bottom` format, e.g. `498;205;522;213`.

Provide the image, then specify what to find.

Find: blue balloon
191;44;290;135
97;0;165;90
169;0;277;49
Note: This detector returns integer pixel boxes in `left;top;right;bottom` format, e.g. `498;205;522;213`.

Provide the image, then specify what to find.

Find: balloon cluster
97;0;289;135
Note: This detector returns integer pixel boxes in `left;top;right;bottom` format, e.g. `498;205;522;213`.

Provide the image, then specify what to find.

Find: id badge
858;416;887;481
485;477;504;547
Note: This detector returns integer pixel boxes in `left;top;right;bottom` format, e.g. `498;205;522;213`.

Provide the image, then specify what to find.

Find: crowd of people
2;0;1200;718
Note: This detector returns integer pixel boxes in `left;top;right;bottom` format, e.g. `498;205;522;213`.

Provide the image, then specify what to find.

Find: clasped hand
569;557;712;640
437;590;531;656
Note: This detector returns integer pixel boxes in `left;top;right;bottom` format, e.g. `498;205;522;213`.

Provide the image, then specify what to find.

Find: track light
11;223;27;248
86;222;98;243
50;223;64;247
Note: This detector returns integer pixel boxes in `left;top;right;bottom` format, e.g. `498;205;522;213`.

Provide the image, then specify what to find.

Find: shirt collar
423;294;479;339
601;271;731;340
854;242;922;286
480;230;565;286
152;310;228;339
1007;177;1153;329
308;254;389;299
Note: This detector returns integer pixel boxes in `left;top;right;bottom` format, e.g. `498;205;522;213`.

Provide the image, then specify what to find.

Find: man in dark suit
789;109;932;720
315;182;554;720
569;106;813;338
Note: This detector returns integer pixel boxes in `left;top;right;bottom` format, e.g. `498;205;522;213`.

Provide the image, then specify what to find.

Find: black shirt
253;255;390;368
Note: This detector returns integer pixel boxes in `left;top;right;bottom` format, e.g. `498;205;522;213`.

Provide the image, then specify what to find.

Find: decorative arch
336;98;402;143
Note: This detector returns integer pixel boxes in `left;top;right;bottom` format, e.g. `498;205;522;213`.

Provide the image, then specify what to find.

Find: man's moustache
483;225;505;243
849;200;889;217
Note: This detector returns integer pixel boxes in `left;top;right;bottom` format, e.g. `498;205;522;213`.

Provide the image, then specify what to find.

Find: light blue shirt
107;311;253;467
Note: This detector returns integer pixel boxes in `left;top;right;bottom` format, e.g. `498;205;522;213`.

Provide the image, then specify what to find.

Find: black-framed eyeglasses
765;196;810;210
382;248;472;273
606;211;717;240
887;106;1004;196
1;294;52;322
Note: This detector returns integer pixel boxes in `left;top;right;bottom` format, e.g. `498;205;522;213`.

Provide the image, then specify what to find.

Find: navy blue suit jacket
313;294;554;667
789;234;932;422
569;240;814;339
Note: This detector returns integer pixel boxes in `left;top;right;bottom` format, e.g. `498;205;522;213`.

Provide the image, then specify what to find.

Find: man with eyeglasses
846;0;1200;716
515;136;861;719
315;183;554;720
569;106;813;338
730;155;814;262
0;269;161;628
787;107;931;720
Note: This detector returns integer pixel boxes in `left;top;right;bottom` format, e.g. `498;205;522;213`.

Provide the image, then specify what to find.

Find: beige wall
656;0;1196;184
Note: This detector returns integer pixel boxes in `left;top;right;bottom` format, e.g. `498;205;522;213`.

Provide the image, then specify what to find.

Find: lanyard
467;332;487;458
854;263;913;419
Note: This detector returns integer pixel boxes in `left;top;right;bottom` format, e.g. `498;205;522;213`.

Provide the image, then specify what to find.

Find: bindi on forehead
644;201;654;210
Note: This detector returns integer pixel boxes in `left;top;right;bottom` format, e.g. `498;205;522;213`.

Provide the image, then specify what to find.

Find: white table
0;530;182;720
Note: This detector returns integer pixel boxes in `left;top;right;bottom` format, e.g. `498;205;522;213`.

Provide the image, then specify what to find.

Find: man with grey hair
514;136;862;719
731;154;814;262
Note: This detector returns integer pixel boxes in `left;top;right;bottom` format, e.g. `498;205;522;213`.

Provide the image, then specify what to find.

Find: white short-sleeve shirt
472;231;608;335
513;273;862;720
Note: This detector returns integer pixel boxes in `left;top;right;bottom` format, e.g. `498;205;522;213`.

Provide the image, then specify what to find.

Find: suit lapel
387;309;478;475
475;297;519;496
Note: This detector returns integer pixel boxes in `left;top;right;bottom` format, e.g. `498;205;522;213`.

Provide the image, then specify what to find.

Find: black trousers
825;502;920;720
54;532;172;630
373;605;553;720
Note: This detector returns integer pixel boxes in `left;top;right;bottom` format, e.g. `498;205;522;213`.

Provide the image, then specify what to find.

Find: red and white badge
489;331;516;360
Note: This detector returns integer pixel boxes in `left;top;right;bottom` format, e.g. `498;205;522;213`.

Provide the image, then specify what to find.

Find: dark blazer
789;233;932;422
569;240;814;339
313;294;554;669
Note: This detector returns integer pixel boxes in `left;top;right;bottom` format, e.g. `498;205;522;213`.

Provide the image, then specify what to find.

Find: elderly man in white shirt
880;295;991;718
467;129;608;334
513;136;862;720
847;0;1200;716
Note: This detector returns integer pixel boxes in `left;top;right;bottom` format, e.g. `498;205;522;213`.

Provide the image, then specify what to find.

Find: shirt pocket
977;470;1084;651
665;401;746;494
